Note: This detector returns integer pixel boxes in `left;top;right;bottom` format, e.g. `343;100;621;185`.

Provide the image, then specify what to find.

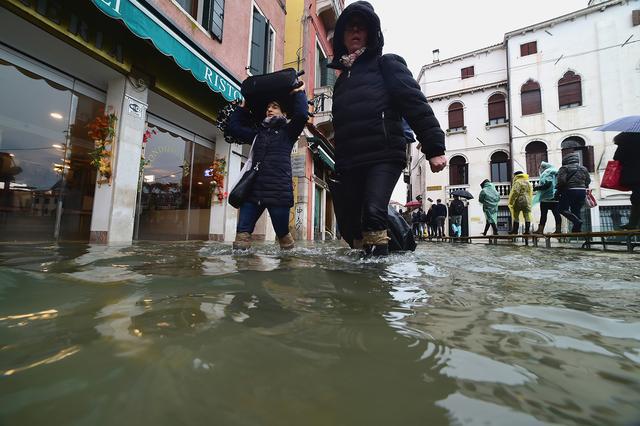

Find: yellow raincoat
508;173;533;222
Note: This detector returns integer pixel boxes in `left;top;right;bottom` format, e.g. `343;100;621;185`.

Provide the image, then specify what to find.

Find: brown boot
352;239;363;250
233;232;252;250
278;233;295;250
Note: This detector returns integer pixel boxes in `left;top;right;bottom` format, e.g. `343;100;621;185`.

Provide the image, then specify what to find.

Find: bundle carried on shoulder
241;68;304;118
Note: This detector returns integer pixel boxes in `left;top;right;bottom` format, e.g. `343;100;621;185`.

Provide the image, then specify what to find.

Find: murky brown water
1;241;639;425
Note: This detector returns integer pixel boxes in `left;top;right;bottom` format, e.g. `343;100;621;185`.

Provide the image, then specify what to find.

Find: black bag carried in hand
241;68;304;117
228;161;260;209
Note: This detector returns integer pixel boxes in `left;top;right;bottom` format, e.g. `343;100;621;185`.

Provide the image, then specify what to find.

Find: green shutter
250;10;267;75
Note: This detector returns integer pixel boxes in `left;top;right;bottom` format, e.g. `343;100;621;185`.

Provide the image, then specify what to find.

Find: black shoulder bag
228;139;268;209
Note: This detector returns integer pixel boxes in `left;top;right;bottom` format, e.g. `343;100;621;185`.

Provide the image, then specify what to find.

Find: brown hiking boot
233;232;252;250
278;233;295;250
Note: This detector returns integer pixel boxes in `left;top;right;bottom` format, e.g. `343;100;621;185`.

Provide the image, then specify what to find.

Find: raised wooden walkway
425;230;640;252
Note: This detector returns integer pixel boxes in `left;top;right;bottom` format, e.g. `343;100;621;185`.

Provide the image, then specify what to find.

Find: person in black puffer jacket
329;1;446;256
613;132;640;229
557;152;591;232
227;85;308;250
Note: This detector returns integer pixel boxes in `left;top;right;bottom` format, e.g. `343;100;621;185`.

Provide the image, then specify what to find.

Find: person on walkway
425;205;434;238
508;171;533;235
411;208;422;239
613;132;640;229
478;179;499;236
449;195;465;237
557;152;591;233
432;199;447;238
227;84;308;250
533;161;561;234
329;1;446;256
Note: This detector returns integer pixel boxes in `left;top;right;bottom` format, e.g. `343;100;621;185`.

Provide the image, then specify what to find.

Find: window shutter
520;42;537;57
249;10;268;75
558;72;582;108
461;66;474;79
488;94;506;120
448;103;464;129
633;10;640;26
520;43;528;57
211;0;225;40
521;81;542;115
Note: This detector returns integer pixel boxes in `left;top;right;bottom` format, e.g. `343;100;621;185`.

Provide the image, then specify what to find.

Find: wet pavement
0;241;639;425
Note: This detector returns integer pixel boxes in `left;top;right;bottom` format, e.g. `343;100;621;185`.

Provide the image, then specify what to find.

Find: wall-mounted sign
427;186;442;191
125;95;146;119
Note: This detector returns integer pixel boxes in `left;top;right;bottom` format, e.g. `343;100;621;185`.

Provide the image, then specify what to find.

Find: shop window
561;137;594;172
137;118;216;241
525;141;548;177
461;66;474;79
488;93;507;125
0;59;102;242
521;79;542;115
600;206;631;232
249;7;275;75
490;151;510;183
449;156;468;186
448;102;464;131
203;0;225;41
520;41;537;56
558;71;582;109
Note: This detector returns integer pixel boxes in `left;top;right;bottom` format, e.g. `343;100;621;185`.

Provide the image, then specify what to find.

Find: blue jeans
237;201;290;238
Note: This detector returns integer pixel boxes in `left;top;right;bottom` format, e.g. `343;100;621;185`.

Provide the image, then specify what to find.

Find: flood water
1;241;639;426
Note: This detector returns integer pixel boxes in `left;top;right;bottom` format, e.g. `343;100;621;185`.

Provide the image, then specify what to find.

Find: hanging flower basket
140;128;157;172
87;108;117;186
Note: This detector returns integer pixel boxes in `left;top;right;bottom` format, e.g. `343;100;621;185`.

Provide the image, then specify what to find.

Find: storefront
0;0;244;243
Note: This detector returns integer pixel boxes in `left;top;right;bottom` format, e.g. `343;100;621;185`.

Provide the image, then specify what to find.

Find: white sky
345;0;589;76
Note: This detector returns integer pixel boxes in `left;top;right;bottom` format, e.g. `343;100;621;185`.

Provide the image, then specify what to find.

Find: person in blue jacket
226;83;308;250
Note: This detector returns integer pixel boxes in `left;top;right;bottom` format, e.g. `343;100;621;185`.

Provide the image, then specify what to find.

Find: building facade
284;0;342;241
413;0;640;235
0;0;286;243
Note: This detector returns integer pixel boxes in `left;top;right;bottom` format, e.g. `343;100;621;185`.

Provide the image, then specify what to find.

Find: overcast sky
344;0;588;76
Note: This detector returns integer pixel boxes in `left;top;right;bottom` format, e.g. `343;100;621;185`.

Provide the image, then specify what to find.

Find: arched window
525;141;548;177
448;102;465;131
521;79;542;115
488;93;507;125
490;151;510;182
558;71;582;109
449;155;468;185
561;136;594;172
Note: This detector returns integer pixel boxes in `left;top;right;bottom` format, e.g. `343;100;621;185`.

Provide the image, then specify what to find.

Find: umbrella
451;189;474;200
595;115;640;133
405;200;422;208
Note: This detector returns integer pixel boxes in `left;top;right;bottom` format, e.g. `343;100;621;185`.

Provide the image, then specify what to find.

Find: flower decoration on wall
87;107;117;186
140;128;157;172
209;156;227;203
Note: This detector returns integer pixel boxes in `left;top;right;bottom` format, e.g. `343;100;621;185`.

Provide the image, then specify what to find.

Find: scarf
340;47;367;69
262;115;287;128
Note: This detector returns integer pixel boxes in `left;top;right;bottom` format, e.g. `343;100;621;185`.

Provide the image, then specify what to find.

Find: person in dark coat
613;132;640;229
329;1;446;256
449;195;465;237
432;199;448;238
226;84;308;250
556;152;591;233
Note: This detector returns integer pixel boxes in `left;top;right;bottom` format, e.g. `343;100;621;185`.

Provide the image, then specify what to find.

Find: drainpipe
505;39;514;176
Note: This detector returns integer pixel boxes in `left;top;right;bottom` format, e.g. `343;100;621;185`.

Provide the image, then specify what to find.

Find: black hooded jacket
329;1;445;172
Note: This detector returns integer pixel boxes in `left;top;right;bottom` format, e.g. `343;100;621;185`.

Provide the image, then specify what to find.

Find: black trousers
539;201;561;227
339;162;403;244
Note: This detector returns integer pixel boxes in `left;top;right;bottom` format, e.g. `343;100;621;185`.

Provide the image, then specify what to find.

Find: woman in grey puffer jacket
556;152;591;232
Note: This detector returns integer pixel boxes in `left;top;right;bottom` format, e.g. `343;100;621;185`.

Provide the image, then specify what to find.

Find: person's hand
239;99;246;108
429;155;447;173
290;81;305;94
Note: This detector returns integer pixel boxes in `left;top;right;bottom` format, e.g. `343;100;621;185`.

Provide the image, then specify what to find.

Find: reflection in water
0;241;638;425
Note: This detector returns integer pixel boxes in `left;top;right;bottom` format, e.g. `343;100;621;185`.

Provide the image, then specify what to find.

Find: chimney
432;49;440;63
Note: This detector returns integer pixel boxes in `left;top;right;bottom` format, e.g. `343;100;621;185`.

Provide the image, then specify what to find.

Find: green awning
317;146;335;171
91;0;241;102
